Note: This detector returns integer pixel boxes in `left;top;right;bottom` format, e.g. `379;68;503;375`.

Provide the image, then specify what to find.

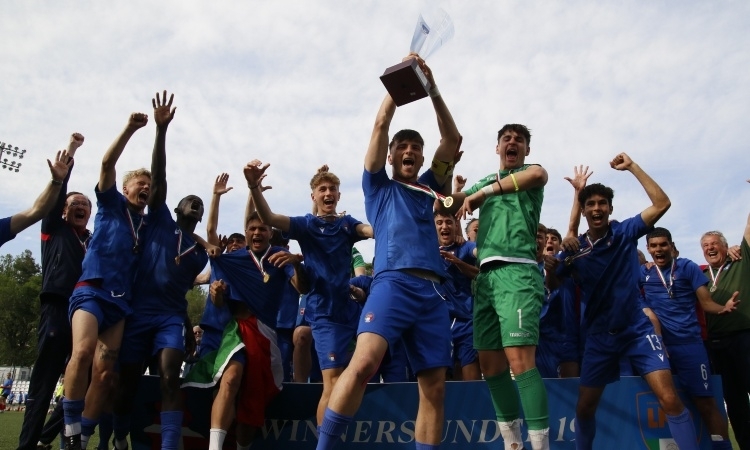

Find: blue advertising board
131;376;725;449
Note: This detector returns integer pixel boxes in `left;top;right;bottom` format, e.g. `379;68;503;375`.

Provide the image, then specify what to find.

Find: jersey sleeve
95;183;122;208
286;215;309;241
617;214;651;241
351;247;366;270
362;167;389;197
683;259;709;291
0;217;16;248
463;174;496;197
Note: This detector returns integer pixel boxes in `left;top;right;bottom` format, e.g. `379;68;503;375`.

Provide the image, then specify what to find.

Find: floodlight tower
0;141;26;173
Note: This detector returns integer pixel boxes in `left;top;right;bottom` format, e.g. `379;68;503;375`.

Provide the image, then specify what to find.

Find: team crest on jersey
364;312;375;323
328;352;336;362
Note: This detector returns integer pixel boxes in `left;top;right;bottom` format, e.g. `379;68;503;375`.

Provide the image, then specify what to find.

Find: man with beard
17;133;88;450
642;227;736;449
317;53;460;450
61;110;150;450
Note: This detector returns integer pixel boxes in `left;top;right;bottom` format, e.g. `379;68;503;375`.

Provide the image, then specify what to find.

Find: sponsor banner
131;376;724;449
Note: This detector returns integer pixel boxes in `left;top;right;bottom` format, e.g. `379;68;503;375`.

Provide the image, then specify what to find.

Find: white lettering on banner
375;421;397;443
477;420;502;443
353;421;372;443
257;418;580;445
556;417;576;441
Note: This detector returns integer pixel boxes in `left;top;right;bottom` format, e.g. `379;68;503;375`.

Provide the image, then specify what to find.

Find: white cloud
1;0;749;266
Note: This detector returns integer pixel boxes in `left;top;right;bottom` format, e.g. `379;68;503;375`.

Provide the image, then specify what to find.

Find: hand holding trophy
379;8;455;106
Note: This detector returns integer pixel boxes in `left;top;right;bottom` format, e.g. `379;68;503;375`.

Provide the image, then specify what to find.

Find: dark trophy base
380;58;432;107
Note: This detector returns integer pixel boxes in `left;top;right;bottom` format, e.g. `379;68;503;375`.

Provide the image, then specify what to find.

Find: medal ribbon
708;262;727;291
249;245;272;279
126;210;144;251
654;259;676;298
394;180;451;206
175;229;197;263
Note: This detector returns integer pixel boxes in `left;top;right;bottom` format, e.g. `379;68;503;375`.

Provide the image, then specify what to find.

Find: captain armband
431;158;454;177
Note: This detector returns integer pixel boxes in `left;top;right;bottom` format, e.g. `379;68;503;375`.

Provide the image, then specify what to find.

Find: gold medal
174;256;181;265
442;196;453;208
710;285;717;293
263;273;270;283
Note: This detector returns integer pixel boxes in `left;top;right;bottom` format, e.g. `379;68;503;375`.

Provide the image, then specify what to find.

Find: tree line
0;251;208;367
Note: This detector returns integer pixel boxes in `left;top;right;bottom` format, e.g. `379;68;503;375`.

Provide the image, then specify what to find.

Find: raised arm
206;173;233;246
43;133;85;231
610;153;670;227
99;113;148;192
10;150;73;235
244;160;290;231
419;56;460;191
364;94;397;174
148;90;176;210
561;165;592;252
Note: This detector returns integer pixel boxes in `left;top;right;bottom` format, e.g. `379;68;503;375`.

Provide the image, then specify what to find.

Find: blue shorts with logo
358;271;452;374
667;342;714;397
451;317;477;368
310;317;357;370
69;285;130;334
580;311;670;387
119;313;185;364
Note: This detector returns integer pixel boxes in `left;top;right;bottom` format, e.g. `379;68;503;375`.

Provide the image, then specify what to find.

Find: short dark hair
546;228;562;242
65;191;92;208
227;233;245;242
646;227;673;243
389;129;424;150
578;183;615;207
245;211;264;229
433;210;453;219
497;124;531;146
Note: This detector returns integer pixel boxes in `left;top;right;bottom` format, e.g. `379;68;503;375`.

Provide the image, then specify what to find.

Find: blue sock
160;410;183;450
415;442;440;449
81;416;98;438
113;414;131;441
98;412;113;450
316;408;352;450
574;414;596;450
666;409;698;450
63;399;85;437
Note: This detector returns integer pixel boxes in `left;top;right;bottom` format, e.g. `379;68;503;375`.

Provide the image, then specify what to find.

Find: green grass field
0;407;740;449
0;410;103;450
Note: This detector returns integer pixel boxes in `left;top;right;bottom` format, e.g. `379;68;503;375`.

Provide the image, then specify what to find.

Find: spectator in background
1;373;14;412
18;133;87;450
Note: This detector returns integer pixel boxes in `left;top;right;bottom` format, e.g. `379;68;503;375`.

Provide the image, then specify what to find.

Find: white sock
209;428;227;450
80;434;90;449
711;434;725;441
498;419;524;450
64;422;81;437
528;428;550;450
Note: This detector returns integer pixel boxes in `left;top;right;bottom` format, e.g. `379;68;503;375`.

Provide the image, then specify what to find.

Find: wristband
509;173;519;192
248;183;259;190
50;179;63;186
428;86;441;98
430;158;454;177
481;185;495;197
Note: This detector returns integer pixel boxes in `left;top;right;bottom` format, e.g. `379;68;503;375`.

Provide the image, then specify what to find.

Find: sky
1;1;749;266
